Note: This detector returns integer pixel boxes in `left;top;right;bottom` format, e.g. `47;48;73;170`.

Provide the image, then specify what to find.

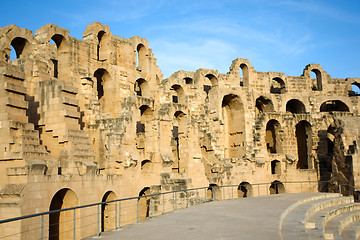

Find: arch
172;111;187;173
350;83;360;96
239;63;249;87
237;182;252;198
136;43;146;71
271;160;281;174
138;187;151;221
94;69;110;101
51;34;66;51
222;94;246;158
311;69;322;91
205;74;218;87
184;77;193;85
286;99;306;114
170;84;185;104
296;120;312;169
97;30;106;61
141;159;152;173
207;184;222;201
270;77;286;94
134;78;150;97
203;75;212;96
101;191;116;232
255;96;274;114
265;120;282;154
49;188;79;240
137;105;154;135
320;100;350;112
269;181;285;194
10;37;30;59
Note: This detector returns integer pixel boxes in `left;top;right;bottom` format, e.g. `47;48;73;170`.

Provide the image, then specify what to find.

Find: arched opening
94;69;110;101
51;34;65;51
101;191;116;232
239;63;249;87
296;121;312;169
172;111;187;173
270;77;286;94
237;182;252;198
255;96;274;114
222;94;246;158
141;160;152;173
49;188;79;240
170;84;185;104
97;31;106;61
136;105;154;149
269;181;285;194
286;99;306;114
265;120;282;154
203;76;212;97
207;184;221;201
10;37;29;59
205;74;218;87
320;100;350;112
311;69;322;91
138;187;151;221
271;160;281;174
350;83;360;96
136;44;146;71
184;77;193;85
134;78;150;97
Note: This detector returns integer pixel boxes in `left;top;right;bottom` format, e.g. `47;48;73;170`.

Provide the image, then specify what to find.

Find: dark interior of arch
320;100;350;112
256;96;274;113
270;77;286;94
11;37;28;58
286;99;306;114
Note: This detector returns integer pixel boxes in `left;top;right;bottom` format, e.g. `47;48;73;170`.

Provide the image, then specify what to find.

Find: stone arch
207;184;222;201
10;37;30;59
265;120;282;154
94;69;110;101
203;75;212;97
49;34;67;78
184;77;194;85
320;100;350;112
237;182;252;198
255;96;274;114
170;84;185;104
270;181;285;194
138;187;151;221
141;159;152;173
101;191;116;232
205;74;218;87
286;99;306;114
97;30;107;61
239;63;249;87
271;160;281;174
311;69;322;91
350;82;360;96
134;78;151;97
136;43;147;71
172;111;187;173
270;77;286;94
222;94;246;158
296;120;312;169
50;34;67;52
49;188;79;240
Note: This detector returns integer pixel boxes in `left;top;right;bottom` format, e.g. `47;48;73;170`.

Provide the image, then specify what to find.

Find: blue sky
1;0;360;79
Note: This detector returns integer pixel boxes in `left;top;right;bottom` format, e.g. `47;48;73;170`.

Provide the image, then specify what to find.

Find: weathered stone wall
0;22;359;239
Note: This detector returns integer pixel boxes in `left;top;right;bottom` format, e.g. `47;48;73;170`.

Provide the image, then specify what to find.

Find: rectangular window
136;121;145;133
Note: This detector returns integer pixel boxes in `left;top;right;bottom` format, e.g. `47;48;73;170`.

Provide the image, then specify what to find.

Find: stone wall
0;22;359;239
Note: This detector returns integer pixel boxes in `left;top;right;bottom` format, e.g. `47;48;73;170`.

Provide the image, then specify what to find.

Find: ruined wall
0;22;359;239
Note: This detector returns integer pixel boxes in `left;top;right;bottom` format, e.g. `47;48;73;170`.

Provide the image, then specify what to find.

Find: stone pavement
86;193;319;240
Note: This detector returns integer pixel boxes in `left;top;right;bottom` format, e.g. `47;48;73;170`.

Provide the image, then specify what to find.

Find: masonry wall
0;22;359;239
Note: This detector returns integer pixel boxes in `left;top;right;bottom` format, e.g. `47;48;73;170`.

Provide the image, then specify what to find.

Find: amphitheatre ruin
0;22;359;239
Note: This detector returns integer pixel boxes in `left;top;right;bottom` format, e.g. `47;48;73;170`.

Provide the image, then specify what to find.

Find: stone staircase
281;193;360;240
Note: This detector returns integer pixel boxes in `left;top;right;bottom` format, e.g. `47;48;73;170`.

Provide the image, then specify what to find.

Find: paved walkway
86;193;318;240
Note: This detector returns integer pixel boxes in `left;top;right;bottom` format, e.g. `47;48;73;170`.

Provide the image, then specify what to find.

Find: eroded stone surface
0;22;359;239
